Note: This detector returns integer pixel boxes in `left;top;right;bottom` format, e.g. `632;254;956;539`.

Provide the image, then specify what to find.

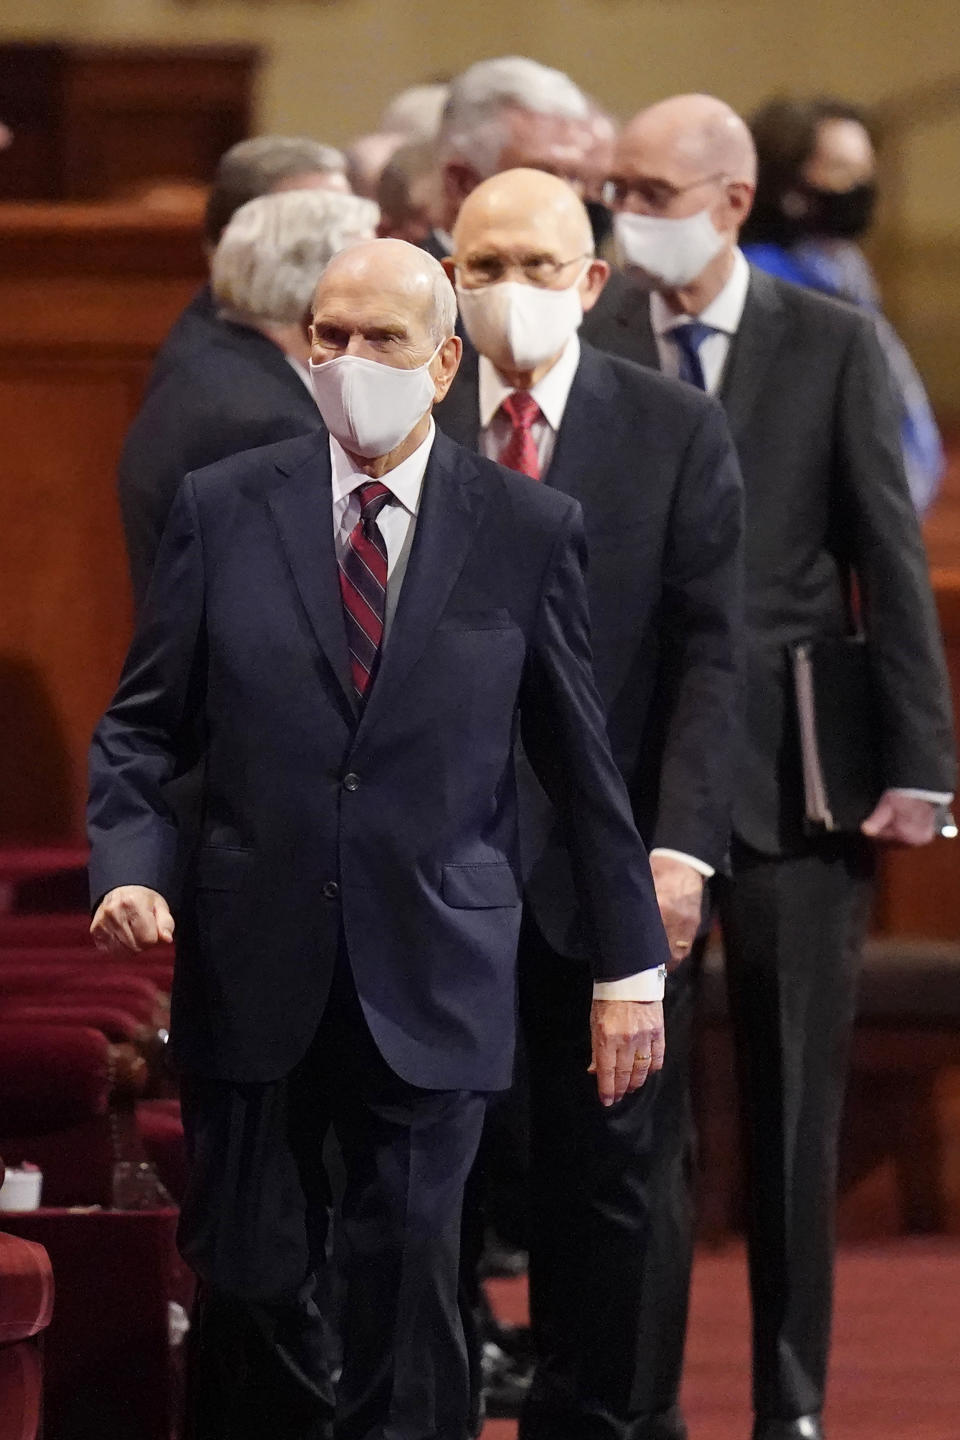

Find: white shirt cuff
649;847;715;879
889;789;953;804
593;966;666;1003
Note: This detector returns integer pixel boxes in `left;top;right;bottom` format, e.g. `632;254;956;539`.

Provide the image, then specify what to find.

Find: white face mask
308;344;442;459
456;271;585;372
614;207;725;289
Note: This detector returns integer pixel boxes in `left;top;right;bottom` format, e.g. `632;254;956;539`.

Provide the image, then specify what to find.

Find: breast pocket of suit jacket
427;610;527;760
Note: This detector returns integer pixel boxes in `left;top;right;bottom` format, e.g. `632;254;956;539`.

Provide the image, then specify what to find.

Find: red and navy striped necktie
339;480;392;704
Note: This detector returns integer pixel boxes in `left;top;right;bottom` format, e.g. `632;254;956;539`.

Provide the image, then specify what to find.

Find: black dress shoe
752;1415;824;1440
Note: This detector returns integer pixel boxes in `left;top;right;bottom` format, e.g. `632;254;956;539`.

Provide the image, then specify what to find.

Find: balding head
316;238;457;350
620;95;756;187
447;169;609;380
453;167;594;261
611;94;757;298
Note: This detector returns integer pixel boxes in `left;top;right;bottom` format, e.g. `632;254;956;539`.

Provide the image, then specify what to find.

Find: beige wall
2;0;959;404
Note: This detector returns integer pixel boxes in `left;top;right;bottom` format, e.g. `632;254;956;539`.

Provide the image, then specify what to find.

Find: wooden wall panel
0;202;204;842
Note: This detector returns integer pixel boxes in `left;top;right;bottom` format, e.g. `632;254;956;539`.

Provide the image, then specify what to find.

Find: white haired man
89;236;671;1440
423;56;594;260
151;135;352;390
119;188;377;606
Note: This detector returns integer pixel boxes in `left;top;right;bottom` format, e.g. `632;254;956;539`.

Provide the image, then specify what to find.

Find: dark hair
743;96;875;245
203;136;346;246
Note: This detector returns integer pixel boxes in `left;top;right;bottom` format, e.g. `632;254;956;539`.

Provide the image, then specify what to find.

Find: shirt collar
649;247;751;338
478;333;581;431
329;417;435;517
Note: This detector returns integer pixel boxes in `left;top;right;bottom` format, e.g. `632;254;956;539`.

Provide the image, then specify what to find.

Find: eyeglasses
607;171;727;215
454;251;592;289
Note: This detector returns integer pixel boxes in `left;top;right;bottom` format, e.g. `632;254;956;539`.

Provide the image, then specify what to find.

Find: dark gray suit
581;265;955;1434
436;339;744;1438
118;317;322;609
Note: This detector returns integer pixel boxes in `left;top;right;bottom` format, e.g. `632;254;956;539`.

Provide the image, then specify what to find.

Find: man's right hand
91;885;175;953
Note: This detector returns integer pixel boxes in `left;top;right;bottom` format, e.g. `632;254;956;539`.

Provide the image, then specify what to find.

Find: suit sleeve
87;475;207;908
520;502;670;981
651;400;744;867
836;316;956;792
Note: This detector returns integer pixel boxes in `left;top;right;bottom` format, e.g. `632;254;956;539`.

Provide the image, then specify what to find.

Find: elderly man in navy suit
88;239;671;1440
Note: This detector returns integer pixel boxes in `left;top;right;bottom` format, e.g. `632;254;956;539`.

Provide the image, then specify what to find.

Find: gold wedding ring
635;1053;651;1063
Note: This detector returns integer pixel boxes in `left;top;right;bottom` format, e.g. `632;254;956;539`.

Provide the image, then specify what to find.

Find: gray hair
381;83;450;141
205;135;348;245
440;56;589;176
425;255;458;343
211;189;378;324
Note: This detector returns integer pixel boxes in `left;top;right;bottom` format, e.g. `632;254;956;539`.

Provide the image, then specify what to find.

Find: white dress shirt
650;247;751;396
331;415;664;1003
649;248;951;811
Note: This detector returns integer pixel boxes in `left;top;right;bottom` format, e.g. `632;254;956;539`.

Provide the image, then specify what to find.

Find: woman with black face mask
742;96;944;515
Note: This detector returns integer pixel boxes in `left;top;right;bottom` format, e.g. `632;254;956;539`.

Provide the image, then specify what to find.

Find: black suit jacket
583;265;956;852
89;428;669;1088
435;341;743;957
118;319;323;608
145;284;220;393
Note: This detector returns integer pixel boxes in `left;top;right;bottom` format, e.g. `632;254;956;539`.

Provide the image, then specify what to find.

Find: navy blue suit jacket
88;427;669;1089
436;341;743;957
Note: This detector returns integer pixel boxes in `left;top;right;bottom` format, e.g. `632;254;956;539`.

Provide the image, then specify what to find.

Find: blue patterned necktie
669;321;718;391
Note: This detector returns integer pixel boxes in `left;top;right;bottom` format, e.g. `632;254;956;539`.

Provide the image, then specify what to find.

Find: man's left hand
861;790;939;847
589;998;665;1107
650;853;704;971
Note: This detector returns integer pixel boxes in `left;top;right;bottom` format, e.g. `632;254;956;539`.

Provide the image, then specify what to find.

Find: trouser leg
518;915;698;1440
178;1058;337;1440
324;965;487;1440
719;838;873;1423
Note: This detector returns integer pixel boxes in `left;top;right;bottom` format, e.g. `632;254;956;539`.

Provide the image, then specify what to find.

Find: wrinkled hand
589;998;665;1107
90;885;175;953
650;854;704;971
861;791;938;847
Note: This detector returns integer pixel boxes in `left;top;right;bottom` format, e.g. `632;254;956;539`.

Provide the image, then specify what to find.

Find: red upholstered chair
0;1032;192;1440
0;1158;55;1440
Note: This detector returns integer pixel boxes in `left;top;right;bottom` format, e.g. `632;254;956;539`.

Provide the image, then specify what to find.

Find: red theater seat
0;1159;54;1440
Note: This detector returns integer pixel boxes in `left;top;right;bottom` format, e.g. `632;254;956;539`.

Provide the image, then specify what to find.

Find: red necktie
498;391;542;481
339;481;391;703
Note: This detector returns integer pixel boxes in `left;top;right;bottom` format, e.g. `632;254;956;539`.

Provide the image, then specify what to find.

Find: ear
442;159;481;208
441;254;457;285
432;335;463;403
726;180;756;231
579;258;610;314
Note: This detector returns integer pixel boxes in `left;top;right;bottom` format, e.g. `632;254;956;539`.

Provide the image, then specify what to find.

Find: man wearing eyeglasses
435;166;744;1437
583;95;955;1440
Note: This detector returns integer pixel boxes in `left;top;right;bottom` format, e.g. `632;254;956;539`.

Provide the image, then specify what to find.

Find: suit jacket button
322;880;340;900
343;773;360;792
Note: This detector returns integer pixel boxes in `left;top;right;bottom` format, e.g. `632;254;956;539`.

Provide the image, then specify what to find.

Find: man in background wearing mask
584;94;956;1440
742;95;944;514
87;238;672;1440
436;168;743;1437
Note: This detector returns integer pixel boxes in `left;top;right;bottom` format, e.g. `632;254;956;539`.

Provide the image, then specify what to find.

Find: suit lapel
354;429;490;743
611;276;661;369
266;439;358;721
546;344;620;503
718;266;787;441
